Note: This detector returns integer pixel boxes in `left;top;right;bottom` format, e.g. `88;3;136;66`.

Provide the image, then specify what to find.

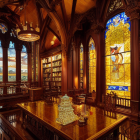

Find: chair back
104;94;116;118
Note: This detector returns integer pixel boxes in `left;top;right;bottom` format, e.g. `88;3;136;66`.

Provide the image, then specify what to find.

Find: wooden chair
104;94;116;118
86;90;96;106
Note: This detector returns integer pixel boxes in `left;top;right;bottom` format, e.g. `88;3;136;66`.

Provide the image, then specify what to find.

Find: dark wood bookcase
42;53;62;93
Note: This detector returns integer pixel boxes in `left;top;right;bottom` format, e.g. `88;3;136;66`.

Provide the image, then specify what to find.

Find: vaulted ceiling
0;0;131;52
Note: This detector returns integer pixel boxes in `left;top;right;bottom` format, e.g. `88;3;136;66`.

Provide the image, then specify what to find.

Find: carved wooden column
126;9;139;101
2;41;9;94
15;42;22;83
95;28;105;104
67;45;73;92
73;42;79;89
83;36;88;94
2;41;8;84
27;47;32;86
61;44;68;95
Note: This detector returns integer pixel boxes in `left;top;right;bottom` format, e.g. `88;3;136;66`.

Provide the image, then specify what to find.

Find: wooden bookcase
42;53;62;93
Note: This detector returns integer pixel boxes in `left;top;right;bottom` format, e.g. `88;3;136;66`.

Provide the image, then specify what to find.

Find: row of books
44;68;51;73
45;78;51;81
52;61;62;67
52;54;61;61
51;82;61;86
44;82;49;86
43;63;51;68
43;73;51;77
42;57;51;63
53;67;62;72
52;78;61;81
53;73;61;76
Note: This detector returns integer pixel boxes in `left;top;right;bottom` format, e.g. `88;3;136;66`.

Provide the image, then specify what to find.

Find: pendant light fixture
16;0;40;42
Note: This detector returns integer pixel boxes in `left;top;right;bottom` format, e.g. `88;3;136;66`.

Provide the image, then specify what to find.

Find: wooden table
18;101;128;140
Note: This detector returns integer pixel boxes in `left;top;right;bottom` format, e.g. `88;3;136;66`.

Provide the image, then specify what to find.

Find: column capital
125;7;140;20
2;40;10;48
91;24;105;34
14;41;22;51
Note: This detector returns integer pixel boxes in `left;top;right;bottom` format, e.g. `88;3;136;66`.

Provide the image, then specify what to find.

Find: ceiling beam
70;0;77;31
41;15;50;37
41;15;61;41
46;25;61;41
41;29;48;49
40;17;51;49
60;0;68;31
34;2;42;28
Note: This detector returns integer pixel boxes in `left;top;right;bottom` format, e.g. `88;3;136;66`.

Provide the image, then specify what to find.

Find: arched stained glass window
105;12;131;98
0;41;3;81
80;43;83;88
8;41;16;81
21;45;28;81
89;38;96;93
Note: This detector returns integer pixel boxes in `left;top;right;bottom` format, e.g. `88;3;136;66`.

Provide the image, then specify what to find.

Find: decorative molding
0;0;19;8
91;24;105;34
107;0;123;15
86;8;96;24
125;8;140;20
40;45;61;58
126;0;138;6
74;14;84;25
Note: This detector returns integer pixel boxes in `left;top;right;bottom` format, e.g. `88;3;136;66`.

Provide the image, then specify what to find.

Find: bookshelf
42;53;62;93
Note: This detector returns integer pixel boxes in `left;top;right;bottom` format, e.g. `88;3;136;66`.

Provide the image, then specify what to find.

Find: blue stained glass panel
105;12;130;39
108;86;128;91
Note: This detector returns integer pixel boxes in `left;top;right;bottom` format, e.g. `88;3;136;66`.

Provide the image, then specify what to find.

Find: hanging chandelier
16;1;40;42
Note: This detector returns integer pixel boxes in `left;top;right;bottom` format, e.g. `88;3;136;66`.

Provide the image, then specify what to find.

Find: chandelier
16;1;40;42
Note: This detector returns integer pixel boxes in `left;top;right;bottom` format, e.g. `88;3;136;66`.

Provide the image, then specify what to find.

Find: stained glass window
8;41;16;81
105;12;131;98
0;23;8;34
80;43;83;88
0;41;3;81
89;38;96;93
21;45;28;81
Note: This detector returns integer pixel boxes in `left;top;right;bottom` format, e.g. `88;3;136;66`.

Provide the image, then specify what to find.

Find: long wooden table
18;101;128;140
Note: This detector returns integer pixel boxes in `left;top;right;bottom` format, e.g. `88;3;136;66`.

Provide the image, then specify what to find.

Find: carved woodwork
0;0;20;8
22;111;66;140
107;0;123;15
104;94;116;118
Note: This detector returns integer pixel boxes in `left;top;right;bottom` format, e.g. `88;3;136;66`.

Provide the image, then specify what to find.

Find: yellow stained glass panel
89;38;96;93
105;12;131;98
124;52;130;63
